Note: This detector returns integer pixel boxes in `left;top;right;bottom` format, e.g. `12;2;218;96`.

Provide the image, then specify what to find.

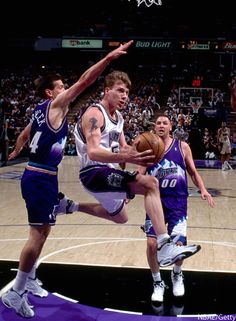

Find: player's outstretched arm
183;142;215;208
52;40;134;109
8;123;31;160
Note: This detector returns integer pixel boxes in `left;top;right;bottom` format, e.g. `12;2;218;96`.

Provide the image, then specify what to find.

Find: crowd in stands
1;60;236;166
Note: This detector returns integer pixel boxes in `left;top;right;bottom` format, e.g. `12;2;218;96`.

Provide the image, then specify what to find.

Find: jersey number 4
29;131;42;153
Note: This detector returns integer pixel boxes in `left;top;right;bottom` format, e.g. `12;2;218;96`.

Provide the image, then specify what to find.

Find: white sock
173;264;182;274
28;262;37;280
152;272;162;282
13;270;29;295
70;202;79;212
157;233;170;249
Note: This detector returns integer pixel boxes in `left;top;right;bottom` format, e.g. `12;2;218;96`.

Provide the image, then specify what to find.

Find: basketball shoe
2;288;34;318
26;277;48;297
151;280;166;302
171;270;185;296
54;192;77;215
36;278;43;286
224;161;233;170
158;239;201;267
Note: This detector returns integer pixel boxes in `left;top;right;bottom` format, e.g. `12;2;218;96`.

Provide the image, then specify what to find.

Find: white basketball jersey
74;103;124;169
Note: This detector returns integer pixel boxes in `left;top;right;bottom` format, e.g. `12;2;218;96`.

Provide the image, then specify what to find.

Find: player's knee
111;213;128;224
145;176;159;191
113;217;128;224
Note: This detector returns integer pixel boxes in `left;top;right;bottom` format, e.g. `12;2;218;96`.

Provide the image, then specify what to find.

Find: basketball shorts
220;142;231;154
143;196;188;244
21;169;59;226
79;165;138;215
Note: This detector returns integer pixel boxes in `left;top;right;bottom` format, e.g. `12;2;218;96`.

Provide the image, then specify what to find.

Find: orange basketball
133;132;165;163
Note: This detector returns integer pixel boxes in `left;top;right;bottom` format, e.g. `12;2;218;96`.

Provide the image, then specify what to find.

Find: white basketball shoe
171;270;185;296
54;192;77;215
158;239;201;267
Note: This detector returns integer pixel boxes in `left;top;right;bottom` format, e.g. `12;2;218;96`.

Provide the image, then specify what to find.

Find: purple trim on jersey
45;101;67;133
76;105;103;143
79;165;138;199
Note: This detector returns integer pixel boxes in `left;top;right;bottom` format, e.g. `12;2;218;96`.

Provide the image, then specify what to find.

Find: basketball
133;132;165;163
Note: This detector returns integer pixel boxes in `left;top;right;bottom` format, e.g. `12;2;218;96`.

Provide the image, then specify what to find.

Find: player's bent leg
56;192;129;223
129;175;167;235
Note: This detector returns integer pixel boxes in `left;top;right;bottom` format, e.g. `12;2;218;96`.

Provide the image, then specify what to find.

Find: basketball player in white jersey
217;122;232;170
58;70;201;268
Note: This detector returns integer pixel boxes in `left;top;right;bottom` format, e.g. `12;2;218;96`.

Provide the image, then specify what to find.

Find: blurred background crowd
1;0;236;166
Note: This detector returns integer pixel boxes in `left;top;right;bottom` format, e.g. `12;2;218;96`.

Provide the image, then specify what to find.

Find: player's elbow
87;149;98;161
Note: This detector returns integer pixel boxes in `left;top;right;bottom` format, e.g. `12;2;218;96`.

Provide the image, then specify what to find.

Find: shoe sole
159;245;201;267
173;291;185;297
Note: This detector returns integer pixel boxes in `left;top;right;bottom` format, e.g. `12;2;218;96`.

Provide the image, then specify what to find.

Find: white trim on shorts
84;187;127;215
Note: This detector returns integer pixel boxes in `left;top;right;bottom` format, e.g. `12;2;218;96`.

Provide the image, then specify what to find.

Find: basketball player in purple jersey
139;115;215;304
1;41;135;318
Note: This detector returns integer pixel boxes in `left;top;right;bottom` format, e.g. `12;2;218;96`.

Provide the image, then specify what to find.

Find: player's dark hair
34;73;63;99
156;114;171;122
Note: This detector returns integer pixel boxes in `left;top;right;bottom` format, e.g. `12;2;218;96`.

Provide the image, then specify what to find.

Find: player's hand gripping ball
133;132;165;163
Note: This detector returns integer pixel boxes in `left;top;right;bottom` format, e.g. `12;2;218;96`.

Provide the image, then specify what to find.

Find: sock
13;270;29;295
157;233;170;249
57;193;79;214
152;272;162;282
173;264;182;274
28;262;37;280
70;202;79;212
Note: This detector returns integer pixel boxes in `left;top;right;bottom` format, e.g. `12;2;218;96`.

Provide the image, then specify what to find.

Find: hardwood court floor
0;156;235;272
0;156;236;317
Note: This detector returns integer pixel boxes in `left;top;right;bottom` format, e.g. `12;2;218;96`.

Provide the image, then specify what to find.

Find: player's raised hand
106;40;134;62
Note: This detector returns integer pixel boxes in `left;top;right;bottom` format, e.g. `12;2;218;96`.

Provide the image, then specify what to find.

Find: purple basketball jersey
147;139;188;197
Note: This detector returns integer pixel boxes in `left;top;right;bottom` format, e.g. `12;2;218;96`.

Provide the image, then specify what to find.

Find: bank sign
62;39;103;49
